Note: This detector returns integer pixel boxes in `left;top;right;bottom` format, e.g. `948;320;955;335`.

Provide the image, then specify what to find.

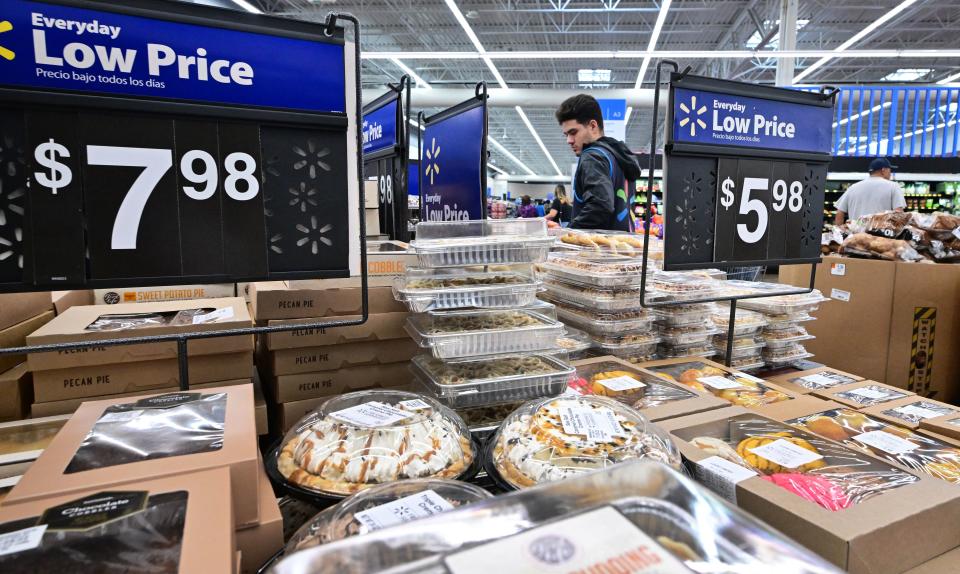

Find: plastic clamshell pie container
485;395;681;490
538;252;651;288
269;461;843;574
647;271;722;302
411;353;575;409
410;219;554;267
657;341;718;359
540;276;643;312
765;312;817;330
762;343;815;365
393;268;542;313
267;390;478;503
639;358;793;408
285;479;491;555
762;325;816;348
737;289;827;315
710;305;768;333
652;303;720;327
659;323;722;345
550;299;654;335
553;325;592;358
556;229;660;256
591;337;661;360
405;307;564;359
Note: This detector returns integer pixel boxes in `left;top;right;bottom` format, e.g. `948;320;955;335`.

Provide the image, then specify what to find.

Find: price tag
748;438;824;469
853;430;919;455
830;263;846;276
330;402;412;428
354;490;454;533
843;387;893;401
798;373;850;389
893;403;951;421
830;288;851;302
192;307;235;325
595;375;646;392
97;410;144;424
443;506;690;574
559;407;623;442
399;399;433;411
697;376;744;390
694;456;758;504
0;524;47;557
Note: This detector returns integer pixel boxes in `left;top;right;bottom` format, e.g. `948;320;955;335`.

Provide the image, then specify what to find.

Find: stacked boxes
0;292;54;421
25;298;254;416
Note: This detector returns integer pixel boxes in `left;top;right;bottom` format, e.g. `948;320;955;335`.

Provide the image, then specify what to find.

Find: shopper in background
546;184;573;227
834;158;906;225
518;195;539;218
556;94;641;231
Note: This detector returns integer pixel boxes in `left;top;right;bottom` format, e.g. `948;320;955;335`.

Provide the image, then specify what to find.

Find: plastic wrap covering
788;408;960;484
538;252;653;288
410;219;553;267
83;308;230;331
553;326;592;359
547;298;655;335
393;267;541;313
557;229;662;258
709;305;767;335
269;461;843;574
761;325;815;348
405;307;564;360
829;385;910;407
641;360;791;408
487;396;680;489
568;360;697;411
268;391;476;500
653;303;719;328
841;233;923;262
65;392;226;474
0;491;188;572
541;276;643;312
736;288;826;315
878;400;957;425
686;414;918;511
648;272;722;303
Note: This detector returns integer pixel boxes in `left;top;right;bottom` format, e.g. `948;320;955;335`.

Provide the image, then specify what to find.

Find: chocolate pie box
263;311;409;350
0;311;55;374
765;366;866;395
236;461;283;574
0;291;52;331
813;380;915;410
660;405;960;574
26;297;253;371
269;338;418;376
6;384;261;528
32;351;254;403
571;356;727;421
250;277;404;321
862;396;960;431
0;363;31;422
0;467;236;572
270;362;413;403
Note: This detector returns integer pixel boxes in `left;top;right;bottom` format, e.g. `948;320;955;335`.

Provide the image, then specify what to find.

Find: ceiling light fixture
362;49;960;60
487;163;508;175
230;0;262;14
488;136;536;176
634;0;672;89
882;68;933;82
516;106;563;176
936;71;960;85
390;58;433;89
793;0;920;83
443;0;509;89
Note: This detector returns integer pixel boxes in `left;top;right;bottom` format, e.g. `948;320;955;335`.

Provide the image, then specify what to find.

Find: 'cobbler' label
0;525;47;557
694;456;757;504
354;490;454;532
854;430;919;455
697;376;743;390
559;407;623;442
893;403;950;421
798;373;851;389
596;375;646;392
444;506;689;574
748;438;824;469
330;402;411;427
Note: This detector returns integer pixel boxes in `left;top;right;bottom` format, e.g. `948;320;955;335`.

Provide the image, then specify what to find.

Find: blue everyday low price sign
421;104;485;221
672;87;833;154
0;0;346;112
362;98;397;154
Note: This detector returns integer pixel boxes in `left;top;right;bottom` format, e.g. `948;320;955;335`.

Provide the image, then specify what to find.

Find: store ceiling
245;0;960;177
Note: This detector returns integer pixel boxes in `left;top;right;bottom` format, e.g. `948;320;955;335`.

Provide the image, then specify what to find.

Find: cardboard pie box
6;384;261;528
814;380;915;410
94;284;235;305
27;297;253;371
365;239;417;277
0;363;31;422
51;290;94;315
862;396;960;431
250;277;404;321
32;351;254;403
263;311;409;350
268;338;418;376
904;546;960;574
0;291;52;331
270;362;413;403
236;462;283;574
660;405;960;574
920;412;960;443
0;467;236;572
765;366;866;395
0;311;55;374
570;356;727;421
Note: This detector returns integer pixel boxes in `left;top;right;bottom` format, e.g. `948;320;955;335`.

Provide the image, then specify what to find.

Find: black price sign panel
663;74;834;270
0;0;359;291
362;81;409;242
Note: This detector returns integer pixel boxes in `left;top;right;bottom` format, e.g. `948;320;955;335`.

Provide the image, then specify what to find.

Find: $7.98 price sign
714;158;819;264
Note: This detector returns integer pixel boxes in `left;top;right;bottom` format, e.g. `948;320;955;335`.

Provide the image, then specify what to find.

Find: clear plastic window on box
567;360;697;411
642;360;791;408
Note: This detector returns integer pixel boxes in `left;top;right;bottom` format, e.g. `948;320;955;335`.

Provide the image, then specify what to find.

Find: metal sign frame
363;76;411;241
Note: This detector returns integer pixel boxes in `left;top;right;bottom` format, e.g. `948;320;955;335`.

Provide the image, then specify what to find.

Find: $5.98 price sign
714;158;819;263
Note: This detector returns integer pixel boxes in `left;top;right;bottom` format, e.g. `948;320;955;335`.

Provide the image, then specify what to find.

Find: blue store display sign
420;95;487;222
362;98;398;154
598;98;627;141
0;0;345;113
671;87;833;154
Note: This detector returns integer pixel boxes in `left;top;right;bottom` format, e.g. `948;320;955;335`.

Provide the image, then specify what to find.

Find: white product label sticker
559;407;623;442
97;410;144;424
845;387;892;400
0;524;47;557
697;376;743;390
952;226;960;240
192;307;235;324
748;438;824;469
399;399;432;411
830;288;851;302
561;386;582;397
444;506;690;574
596;375;646;392
853;430;919;455
330;402;412;427
830;263;846;276
798;373;849;389
894;404;949;421
354;489;454;533
694;456;758;504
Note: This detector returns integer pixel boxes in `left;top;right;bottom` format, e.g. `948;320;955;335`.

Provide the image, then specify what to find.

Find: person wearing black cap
834;158;906;225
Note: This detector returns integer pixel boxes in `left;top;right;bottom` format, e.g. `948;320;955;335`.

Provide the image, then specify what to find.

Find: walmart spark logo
424;137;441;185
678;95;707;136
0;21;13;61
